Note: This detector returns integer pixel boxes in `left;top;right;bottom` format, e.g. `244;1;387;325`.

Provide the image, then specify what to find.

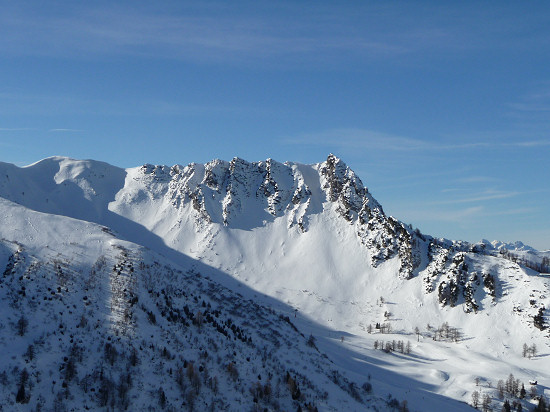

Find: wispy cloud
510;103;550;113
506;85;550;138
401;204;539;229
0;140;27;149
0;4;413;64
0;91;255;118
403;206;485;223
490;207;538;216
285;128;549;153
0;127;85;133
510;140;550;147
454;176;499;184
433;190;520;205
48;128;85;133
0;3;545;66
509;85;550;113
285;129;430;152
441;188;469;194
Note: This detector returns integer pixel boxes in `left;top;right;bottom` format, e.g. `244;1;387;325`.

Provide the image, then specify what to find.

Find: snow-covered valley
0;155;548;411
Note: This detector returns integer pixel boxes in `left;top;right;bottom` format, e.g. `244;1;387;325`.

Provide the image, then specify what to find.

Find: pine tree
520;383;526;399
15;383;25;404
534;308;545;330
17;316;28;336
15;369;29;404
158;387;166;409
482;394;491;412
534;397;547;412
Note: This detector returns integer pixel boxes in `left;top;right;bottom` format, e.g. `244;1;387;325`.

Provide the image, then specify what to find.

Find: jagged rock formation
0;154;546;317
0;154;549;411
132;154;423;279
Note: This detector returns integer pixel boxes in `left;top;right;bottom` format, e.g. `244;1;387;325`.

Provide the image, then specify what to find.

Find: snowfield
0;155;548;411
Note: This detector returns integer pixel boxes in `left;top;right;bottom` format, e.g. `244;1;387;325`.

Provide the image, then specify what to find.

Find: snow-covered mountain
0;155;548;411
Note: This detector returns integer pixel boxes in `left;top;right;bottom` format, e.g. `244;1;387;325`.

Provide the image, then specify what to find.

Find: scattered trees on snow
432;322;461;342
373;339;411;355
523;343;537;358
497;374;522;399
499;249;550;274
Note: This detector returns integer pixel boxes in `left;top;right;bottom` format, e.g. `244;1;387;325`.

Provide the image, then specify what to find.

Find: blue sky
1;1;549;249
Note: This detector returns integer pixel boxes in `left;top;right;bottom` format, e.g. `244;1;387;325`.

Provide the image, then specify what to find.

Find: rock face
141;156;314;230
132;154;422;278
112;154;548;317
0;154;548;411
0;154;546;317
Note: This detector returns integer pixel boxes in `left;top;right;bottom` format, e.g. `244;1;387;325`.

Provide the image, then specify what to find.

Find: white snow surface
1;155;549;411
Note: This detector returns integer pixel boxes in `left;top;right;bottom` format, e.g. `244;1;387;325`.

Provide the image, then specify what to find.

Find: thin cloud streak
285;129;429;151
432;190;520;205
510;140;550;147
400;205;538;233
491;207;538;217
1;3;547;66
0;5;417;63
285;128;550;153
510;103;550;113
0;92;261;118
402;206;484;223
454;176;499;184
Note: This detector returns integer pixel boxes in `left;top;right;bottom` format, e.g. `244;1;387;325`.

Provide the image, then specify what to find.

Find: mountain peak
326;152;342;163
0;155;549;411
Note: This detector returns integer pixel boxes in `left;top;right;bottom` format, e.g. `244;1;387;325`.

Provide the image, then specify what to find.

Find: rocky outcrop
135;154;430;279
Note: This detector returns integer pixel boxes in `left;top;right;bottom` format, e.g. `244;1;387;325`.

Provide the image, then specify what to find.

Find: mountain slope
1;155;549;410
0;198;398;411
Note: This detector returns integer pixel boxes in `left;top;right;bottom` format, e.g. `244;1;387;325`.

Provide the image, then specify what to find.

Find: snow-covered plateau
0;154;548;411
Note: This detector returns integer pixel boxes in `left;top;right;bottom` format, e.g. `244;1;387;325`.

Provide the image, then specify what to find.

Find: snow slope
0;197;396;411
1;155;549;411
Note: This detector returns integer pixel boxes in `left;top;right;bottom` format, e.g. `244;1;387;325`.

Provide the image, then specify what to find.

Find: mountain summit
0;155;548;411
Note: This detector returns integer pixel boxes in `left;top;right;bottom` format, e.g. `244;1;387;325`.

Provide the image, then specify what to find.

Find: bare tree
497;380;505;399
530;343;537;358
481;393;491;412
471;390;480;409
